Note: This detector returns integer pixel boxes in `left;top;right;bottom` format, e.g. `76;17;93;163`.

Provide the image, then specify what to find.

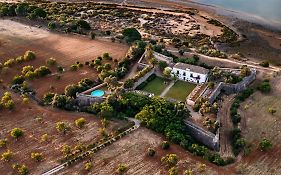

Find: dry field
0;92;127;174
60;127;229;175
0;19;129;97
235;75;281;175
0;19;129;66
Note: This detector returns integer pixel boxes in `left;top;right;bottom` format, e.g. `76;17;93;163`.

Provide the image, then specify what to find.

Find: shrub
161;154;178;168
116;163;127;174
158;61;168;71
102;53;111;60
70;64;78;71
257;80;271;93
75;118;86;129
56;122;70;134
0;138;8;148
13;164;29;175
1;150;12;161
161;141;170;150
15;56;24;63
259;138;272;151
147;148;156;157
76;20;91;30
90;32;96;39
31;152;43;162
268;107;277;115
34;66;51;77
22;65;34;75
4;58;15;67
23;51;36;61
259;61;269;67
12;75;25;84
124;79;134;89
61;145;71;156
10;128;23;139
85;162;93;171
46;58;57;66
48;21;56;30
41;134;49;142
168;167;178;175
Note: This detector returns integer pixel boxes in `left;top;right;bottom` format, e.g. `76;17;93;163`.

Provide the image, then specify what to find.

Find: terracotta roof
173;63;209;74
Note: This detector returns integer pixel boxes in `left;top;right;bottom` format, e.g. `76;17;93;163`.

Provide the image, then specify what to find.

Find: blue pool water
91;90;105;97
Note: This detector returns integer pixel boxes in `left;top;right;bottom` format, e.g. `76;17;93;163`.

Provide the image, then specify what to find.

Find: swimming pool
91;89;105;97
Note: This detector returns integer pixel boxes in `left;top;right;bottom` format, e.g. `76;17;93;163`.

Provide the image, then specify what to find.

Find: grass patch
140;77;170;95
165;81;196;101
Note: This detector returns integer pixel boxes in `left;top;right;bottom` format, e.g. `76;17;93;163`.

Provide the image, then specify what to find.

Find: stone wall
184;120;219;151
76;94;105;106
132;68;156;89
208;69;256;103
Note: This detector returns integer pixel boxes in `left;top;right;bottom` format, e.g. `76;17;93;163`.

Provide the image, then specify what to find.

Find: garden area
165;81;197;102
136;75;170;96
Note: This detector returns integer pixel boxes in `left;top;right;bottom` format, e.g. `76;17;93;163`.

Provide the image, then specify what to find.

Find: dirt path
160;80;175;97
167;48;281;74
218;95;235;158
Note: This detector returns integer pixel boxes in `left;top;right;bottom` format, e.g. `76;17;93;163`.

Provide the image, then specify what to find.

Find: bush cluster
230;88;254;155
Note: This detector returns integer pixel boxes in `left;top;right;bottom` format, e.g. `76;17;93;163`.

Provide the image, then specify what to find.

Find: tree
15;3;29;16
12;164;29;175
61;145;71;156
23;50;36;61
161;154;178;168
46;58;57;66
163;67;172;78
33;8;46;18
268;107;277;115
240;66;251;78
257;80;271;93
65;84;80;98
48;22;56;30
56;122;70;134
85;162;93;171
147;148;156;157
0;138;8;148
168;167;178;175
122;28;141;43
31;152;43;162
259;138;272;151
116;163;127;174
124;79;134;89
41;134;49;142
208;82;215;89
90;31;96;39
75;118;86;129
1;150;12;161
158;61;168;71
10;128;23;139
161;141;170;150
77;20;91;30
259;61;269;67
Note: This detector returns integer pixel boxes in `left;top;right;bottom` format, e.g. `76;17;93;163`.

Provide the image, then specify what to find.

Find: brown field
0;93;128;174
0;19;129;97
0;19;129;66
60;127;229;175
236;74;281;175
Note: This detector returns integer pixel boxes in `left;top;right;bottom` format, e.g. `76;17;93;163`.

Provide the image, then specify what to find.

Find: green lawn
165;81;196;102
140;77;170;95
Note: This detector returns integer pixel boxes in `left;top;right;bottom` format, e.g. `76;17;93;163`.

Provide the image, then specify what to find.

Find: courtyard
138;76;171;96
165;81;197;102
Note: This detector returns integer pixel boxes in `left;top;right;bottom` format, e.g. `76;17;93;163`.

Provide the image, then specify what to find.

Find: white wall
172;68;208;84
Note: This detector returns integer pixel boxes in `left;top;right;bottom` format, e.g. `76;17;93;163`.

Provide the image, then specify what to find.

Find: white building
171;63;209;84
